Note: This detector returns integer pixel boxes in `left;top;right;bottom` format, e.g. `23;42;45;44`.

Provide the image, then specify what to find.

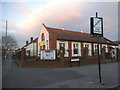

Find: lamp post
1;20;8;59
5;20;8;59
5;20;7;38
1;20;7;37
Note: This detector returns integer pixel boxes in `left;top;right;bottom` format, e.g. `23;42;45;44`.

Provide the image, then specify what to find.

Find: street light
1;19;7;37
1;19;8;59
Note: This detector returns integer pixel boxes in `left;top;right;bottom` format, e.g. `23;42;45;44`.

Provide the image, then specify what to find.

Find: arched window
41;33;45;41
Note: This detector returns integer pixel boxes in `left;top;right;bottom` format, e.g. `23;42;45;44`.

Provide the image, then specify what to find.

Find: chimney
26;41;28;45
30;37;33;42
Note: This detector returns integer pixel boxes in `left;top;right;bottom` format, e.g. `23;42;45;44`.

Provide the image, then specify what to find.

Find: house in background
38;24;118;59
23;37;38;57
114;41;120;49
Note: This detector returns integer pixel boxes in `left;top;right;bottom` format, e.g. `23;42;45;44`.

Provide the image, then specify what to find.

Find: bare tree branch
1;35;18;51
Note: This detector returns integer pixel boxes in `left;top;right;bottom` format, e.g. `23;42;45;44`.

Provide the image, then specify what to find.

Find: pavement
0;56;2;90
2;58;119;89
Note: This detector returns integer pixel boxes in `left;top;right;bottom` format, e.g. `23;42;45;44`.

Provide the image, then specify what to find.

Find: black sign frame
90;17;103;37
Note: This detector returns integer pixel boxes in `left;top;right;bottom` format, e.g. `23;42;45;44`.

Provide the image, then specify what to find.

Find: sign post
90;12;103;83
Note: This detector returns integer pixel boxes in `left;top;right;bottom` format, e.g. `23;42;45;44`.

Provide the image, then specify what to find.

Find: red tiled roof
45;25;116;45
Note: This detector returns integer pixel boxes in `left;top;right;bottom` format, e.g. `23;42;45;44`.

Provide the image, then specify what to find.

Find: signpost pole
96;12;102;83
97;36;102;83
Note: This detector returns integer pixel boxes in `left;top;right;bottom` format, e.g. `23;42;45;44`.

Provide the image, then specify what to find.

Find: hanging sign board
40;41;44;46
90;17;103;37
40;50;56;60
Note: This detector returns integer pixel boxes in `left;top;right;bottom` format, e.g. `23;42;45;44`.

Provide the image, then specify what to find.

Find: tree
1;35;18;58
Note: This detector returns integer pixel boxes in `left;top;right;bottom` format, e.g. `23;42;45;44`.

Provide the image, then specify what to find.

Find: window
57;41;68;57
94;44;98;56
59;43;65;48
94;45;98;53
85;44;89;48
102;44;108;52
103;46;106;48
73;44;78;54
72;42;81;56
85;44;89;50
59;43;65;55
84;43;91;56
41;33;45;41
85;44;89;54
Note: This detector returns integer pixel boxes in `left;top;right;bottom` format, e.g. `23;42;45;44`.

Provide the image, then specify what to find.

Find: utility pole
1;19;8;59
6;20;7;38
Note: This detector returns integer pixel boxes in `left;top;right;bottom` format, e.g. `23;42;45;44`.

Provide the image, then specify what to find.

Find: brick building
38;24;117;59
114;41;120;49
16;24;118;67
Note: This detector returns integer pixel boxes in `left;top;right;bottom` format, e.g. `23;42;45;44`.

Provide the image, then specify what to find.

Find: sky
0;0;119;48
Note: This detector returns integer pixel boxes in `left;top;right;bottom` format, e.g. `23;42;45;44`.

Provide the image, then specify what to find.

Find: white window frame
57;40;68;57
84;43;92;56
110;45;117;58
72;42;81;57
102;44;108;52
93;43;101;55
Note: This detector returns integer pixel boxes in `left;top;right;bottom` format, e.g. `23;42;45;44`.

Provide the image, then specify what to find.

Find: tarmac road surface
2;58;119;89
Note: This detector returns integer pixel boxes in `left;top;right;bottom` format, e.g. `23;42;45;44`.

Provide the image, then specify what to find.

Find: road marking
108;84;120;88
88;81;94;84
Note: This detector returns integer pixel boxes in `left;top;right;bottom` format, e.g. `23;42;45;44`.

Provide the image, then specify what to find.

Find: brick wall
68;41;72;58
91;43;94;56
16;47;106;67
36;39;38;56
49;32;57;49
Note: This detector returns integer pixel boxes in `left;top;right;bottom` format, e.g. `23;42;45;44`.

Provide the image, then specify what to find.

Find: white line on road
108;84;120;88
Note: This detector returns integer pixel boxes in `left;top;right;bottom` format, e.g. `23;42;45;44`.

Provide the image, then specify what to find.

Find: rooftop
43;24;116;45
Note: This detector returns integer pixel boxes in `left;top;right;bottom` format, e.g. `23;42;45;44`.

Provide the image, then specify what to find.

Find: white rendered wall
38;25;49;55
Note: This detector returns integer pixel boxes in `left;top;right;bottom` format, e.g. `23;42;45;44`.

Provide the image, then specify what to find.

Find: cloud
17;0;87;35
1;0;119;2
3;1;118;47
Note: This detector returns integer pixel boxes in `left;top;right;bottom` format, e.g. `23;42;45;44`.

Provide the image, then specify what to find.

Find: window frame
57;41;68;57
73;43;79;55
84;43;92;56
72;42;81;57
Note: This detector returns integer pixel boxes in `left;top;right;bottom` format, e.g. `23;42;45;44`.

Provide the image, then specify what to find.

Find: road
2;58;119;89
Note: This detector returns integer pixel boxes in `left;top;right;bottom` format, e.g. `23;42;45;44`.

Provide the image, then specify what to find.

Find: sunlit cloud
2;1;118;47
17;0;86;35
1;0;119;2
